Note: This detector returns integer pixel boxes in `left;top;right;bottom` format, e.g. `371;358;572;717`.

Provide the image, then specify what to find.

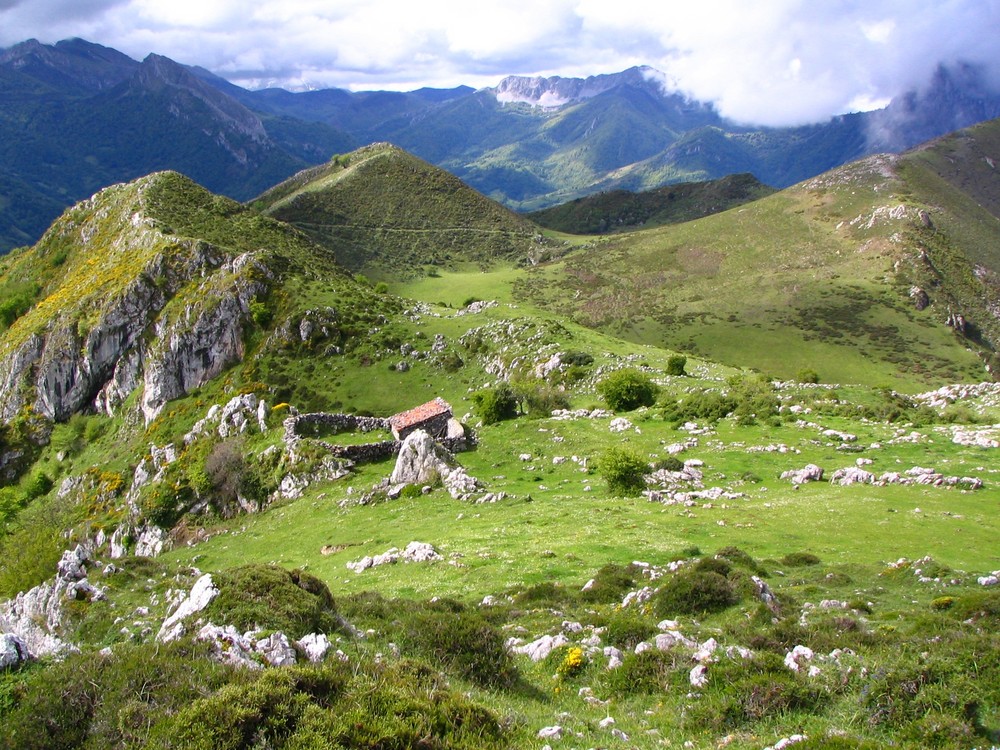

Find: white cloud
1;0;998;125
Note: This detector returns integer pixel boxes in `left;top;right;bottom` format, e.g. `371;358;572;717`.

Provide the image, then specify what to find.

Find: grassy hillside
253;142;553;275
508;142;999;391
528;173;777;234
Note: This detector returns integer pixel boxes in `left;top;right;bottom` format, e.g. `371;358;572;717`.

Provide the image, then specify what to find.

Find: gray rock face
0;214;270;425
255;632;297;667
0;633;30;670
389;429;482;499
141;253;269;423
0;545;102;658
390;430;453;485
157;573;220;642
56;545;90;581
297;633;332;663
781;464;825;485
196;624;261;669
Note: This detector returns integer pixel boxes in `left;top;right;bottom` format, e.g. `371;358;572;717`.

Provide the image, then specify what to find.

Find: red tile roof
388;397;452;432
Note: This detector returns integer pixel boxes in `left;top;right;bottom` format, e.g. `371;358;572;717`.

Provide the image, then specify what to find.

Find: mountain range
3;37;1000;254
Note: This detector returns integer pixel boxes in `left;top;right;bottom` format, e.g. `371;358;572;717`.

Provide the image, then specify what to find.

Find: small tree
597;369;660;412
473;383;519;425
796;368;820;384
600;447;649;496
666;355;687;377
513;379;570;418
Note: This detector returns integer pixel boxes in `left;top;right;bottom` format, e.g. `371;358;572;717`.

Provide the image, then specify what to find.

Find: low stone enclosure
282;406;471;464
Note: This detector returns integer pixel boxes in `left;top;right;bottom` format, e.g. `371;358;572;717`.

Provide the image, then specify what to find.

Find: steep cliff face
0;172;278;425
492;66;659;107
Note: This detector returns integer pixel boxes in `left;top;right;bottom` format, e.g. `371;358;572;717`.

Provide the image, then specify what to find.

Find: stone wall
283;413;391;443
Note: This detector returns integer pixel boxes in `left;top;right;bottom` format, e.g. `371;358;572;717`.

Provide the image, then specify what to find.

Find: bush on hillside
652;456;685;472
203;439;271;514
660;389;735;423
600;446;649;496
796;368;820;384
602;610;658;651
579;562;642;604
341;594;518;689
727;374;780;426
472;383;519;425
0;641;508;750
202;564;344;639
561;351;594;367
597;369;660;411
514;380;570;418
599;649;685;697
781;552;821;567
653;570;739;617
666;355;687;376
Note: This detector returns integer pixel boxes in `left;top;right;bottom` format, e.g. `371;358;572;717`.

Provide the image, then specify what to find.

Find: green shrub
248;298;273;328
597;369;660;411
666;355;687;376
393;599;519;689
580;563;641;604
0;640;237;750
515;380;570;418
949;591;1000;623
652;456;684;472
930;596;955;611
602;611;658;651
597;649;681;697
0;499;75;598
715;546;768;576
727;374;780;426
687;667;826;731
793;738;883;750
902;712;977;749
438;350;464;372
561;351;594;367
653;570;738;617
339;594;518;690
0;286;37;329
203;439;272;514
694;556;732;577
512;581;573;607
472;383;519;425
796;368;820;384
599;446;649;496
660;389;734;423
781;551;821;567
202;565;343;639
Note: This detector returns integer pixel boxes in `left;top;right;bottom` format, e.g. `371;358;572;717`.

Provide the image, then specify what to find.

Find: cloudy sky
2;0;998;126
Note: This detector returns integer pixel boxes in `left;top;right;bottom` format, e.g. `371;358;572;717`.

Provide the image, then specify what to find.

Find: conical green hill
253;142;552;275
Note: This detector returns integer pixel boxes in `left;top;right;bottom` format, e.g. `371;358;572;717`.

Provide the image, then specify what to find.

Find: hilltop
253;143;554;274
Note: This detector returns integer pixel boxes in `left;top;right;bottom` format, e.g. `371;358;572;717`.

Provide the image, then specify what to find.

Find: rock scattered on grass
346;541;443;573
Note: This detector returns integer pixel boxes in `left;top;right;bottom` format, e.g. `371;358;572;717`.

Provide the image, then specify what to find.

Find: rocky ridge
0;173;272;425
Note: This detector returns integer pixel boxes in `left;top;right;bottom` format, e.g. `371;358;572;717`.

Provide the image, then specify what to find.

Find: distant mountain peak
130;53;268;142
0;36;137;91
491;66;665;107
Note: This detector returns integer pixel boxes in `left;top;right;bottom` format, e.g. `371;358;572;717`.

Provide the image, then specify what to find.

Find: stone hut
388;397;453;441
